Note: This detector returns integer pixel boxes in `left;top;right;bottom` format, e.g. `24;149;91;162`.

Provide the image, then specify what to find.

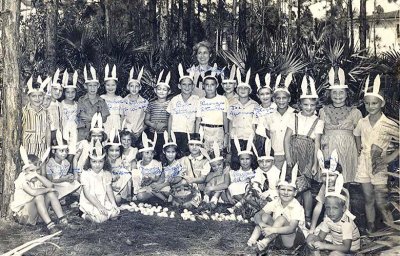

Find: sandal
247;238;257;247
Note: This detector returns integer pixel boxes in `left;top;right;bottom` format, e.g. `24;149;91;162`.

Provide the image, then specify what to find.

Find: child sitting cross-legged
11;146;69;234
247;162;305;252
202;141;230;209
306;175;360;255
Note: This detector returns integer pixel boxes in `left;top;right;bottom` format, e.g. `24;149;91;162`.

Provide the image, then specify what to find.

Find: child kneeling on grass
306;174;360;255
11;146;69;234
79;141;119;223
247;162;305;252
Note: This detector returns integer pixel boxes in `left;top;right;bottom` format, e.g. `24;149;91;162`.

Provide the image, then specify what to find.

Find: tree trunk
238;0;246;45
104;0;110;40
348;0;354;51
178;0;184;48
297;0;301;43
149;0;158;45
45;0;58;73
187;0;195;48
1;0;22;219
160;0;168;48
359;0;367;53
206;0;211;36
232;0;238;51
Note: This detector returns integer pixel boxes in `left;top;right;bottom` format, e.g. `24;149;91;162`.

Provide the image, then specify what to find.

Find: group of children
11;61;399;254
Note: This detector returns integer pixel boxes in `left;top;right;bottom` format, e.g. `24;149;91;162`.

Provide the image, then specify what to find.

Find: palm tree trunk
232;0;237;51
297;0;301;43
1;0;22;219
45;0;58;73
359;0;367;53
178;0;184;48
238;0;247;45
149;0;158;45
187;0;195;48
160;0;168;48
348;0;354;51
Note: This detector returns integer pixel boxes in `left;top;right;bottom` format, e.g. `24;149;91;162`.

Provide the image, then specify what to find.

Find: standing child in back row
284;75;324;228
354;75;399;232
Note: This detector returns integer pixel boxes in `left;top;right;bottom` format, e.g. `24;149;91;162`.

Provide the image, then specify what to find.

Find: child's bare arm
310;202;323;232
34;174;54;188
211;173;230;191
314;239;352;253
355;136;361;154
47;174;74;183
106;184;118;207
22;182;55;196
167;115;173;134
383;148;399;164
283;128;293;166
313;134;321;175
267;220;299;235
195;117;201;133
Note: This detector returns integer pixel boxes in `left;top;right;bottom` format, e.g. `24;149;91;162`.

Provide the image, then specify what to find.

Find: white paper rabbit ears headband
255;73;272;92
52;129;69;149
83;65;99;84
105;128;122;146
62;70;78;89
364;75;385;103
104;64;118;81
317;149;340;175
26;76;51;95
51;69;62;89
328;67;348;90
88;140;106;160
278;162;298;188
236;67;251;89
234;134;254;156
157;69;171;88
20;145;50;170
90;113;103;132
252;137;274;160
139;132;158;153
187;130;204;145
221;65;237;83
273;73;292;95
300;74;318;99
178;63;196;82
203;63;219;84
324;172;355;219
129;66;144;85
201;141;224;163
163;131;177;148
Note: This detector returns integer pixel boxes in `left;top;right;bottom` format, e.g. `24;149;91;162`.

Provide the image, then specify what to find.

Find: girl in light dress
79;140;119;223
319;67;362;183
101;64;122;134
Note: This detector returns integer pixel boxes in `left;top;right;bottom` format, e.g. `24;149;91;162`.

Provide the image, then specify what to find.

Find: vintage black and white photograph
0;0;399;255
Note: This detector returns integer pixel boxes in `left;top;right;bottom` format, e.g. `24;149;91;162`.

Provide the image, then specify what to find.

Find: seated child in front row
247;162;305;251
133;133;166;202
227;136;256;213
79;141;119;223
202;142;230;208
46;130;80;204
11;146;68;234
306;175;360;255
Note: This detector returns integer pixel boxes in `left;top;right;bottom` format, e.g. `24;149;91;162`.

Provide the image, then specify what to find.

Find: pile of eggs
119;202;249;223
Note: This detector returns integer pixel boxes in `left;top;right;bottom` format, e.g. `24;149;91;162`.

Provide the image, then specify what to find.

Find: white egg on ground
163;208;169;212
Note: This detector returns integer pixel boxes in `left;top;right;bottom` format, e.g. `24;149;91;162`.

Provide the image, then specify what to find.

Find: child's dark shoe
46;222;62;236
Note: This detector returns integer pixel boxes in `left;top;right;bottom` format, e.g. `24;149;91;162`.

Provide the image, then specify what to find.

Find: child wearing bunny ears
77;65;110;141
133;133;166;202
80;140;120;223
11;146;68;234
23;76;52;157
306;175;360;255
265;73;295;170
120;67;148;144
195;69;229;154
284;74;324;227
221;65;239;105
144;70;171;160
248;162;305;251
48;69;63;137
167;64;200;155
309;150;350;234
227;68;259;170
253;73;277;155
354;75;399;232
101;64;123;134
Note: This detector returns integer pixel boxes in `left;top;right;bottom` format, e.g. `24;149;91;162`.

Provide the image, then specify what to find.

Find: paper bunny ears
317;149;340;175
364;74;385;103
26;76;51;95
20;145;50;170
328;67;348;90
139;132;158;153
163;131;177;148
233;134;253;156
278;161;299;188
300;74;318;99
252;137;273;160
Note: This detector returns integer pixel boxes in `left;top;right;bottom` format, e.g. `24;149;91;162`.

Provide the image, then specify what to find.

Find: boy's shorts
354;152;388;185
274;227;305;249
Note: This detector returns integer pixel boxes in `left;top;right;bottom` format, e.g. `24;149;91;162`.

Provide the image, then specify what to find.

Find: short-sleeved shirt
253;103;277;137
163;160;186;182
145;100;170;133
180;154;211;178
61;101;78;129
10;172;45;212
46;158;70;180
224;93;239;106
252;166;280;197
167;94;200;133
229;168;255;183
353;113;398;155
120;95;149;134
319;215;361;251
262;198;305;224
228;98;259;139
138;159;163;179
287;113;324;139
48;101;62;131
80;169;112;211
197;95;228;125
265;107;295;155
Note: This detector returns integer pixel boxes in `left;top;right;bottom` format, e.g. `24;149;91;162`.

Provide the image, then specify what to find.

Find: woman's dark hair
104;144;124;158
119;130;136;147
161;144;182;166
192;40;213;64
86;130;108;142
324;88;355;107
83;156;111;172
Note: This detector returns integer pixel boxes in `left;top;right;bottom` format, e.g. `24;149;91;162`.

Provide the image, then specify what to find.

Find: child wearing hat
221;65;239;105
227;68;258;170
77;65;110;141
248;163;305;251
167;64;200;155
284;74;324;227
48;69;63;137
22;76;52;157
354;75;399;232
